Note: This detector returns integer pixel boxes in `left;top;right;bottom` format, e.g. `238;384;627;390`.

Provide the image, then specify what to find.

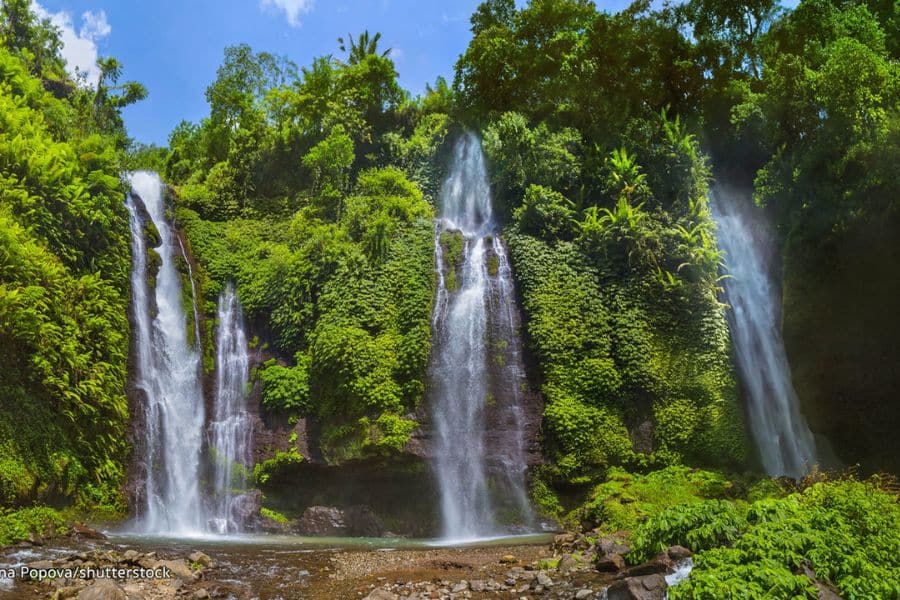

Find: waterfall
208;284;254;534
126;171;205;534
430;133;533;540
711;189;816;478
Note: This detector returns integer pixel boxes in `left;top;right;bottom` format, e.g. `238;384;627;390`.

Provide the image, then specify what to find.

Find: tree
337;30;391;66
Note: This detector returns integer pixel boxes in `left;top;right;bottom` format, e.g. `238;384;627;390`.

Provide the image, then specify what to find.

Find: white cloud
30;2;111;86
261;0;313;27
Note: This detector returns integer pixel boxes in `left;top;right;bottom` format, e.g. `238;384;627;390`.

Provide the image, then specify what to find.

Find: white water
208;284;254;534
712;190;816;478
431;133;532;540
126;171;205;534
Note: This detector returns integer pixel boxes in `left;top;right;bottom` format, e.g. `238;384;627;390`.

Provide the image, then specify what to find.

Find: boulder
596;535;631;557
297;506;346;536
188;551;215;568
606;574;667;600
157;559;194;580
343;505;385;537
230;490;263;527
77;580;126;600
618;556;671;579
557;553;577;573
667;546;693;561
595;553;626;572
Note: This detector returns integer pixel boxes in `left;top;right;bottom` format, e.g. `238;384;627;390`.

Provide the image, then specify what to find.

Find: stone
122;550;140;563
596;535;631;557
470;580;485;592
557;553;577;573
52;586;82;600
535;572;553;587
188;551;215;568
77;580;126;600
500;554;518;564
28;532;45;546
157;559;194;580
618;557;671;579
575;590;594;600
193;590;210;599
666;546;692;561
595;553;626;572
364;590;398;600
296;506;347;536
606;574;667;600
72;524;107;540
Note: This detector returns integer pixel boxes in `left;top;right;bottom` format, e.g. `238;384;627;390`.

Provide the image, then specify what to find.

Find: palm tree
337;30;391;66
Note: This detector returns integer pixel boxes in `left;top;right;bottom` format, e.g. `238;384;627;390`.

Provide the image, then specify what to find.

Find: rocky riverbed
0;529;692;599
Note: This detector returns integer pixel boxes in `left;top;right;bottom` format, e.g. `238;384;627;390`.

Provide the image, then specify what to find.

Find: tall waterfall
431;133;533;540
126;171;205;534
208;284;254;533
712;189;816;478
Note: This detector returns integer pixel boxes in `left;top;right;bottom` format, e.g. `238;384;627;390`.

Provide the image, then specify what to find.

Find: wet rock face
296;505;385;537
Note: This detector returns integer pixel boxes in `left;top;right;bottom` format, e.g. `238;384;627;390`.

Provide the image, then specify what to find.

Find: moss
260;507;288;524
253;449;304;486
487;253;499;277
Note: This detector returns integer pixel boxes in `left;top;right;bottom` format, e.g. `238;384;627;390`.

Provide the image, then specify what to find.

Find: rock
157;559;194;580
122;550;140;563
667;546;692;561
73;524;107;540
575;590;594;600
230;490;263;528
553;533;577;550
451;580;469;593
188;551;215;568
343;505;386;537
28;532;45;546
535;572;553;587
470;580;485;592
596;535;631;557
618;556;671;579
557;553;577;573
595;553;626;572
607;574;667;600
193;590;210;599
500;554;518;564
77;580;126;600
52;586;82;600
364;590;398;600
297;506;346;536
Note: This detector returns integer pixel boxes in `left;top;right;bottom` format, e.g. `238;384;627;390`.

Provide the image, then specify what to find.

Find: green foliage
0;506;68;547
0;43;132;507
576;466;734;534
631;499;746;563
669;480;900;599
513;184;576;241
253;449;304;486
259;356;311;413
259;506;288;524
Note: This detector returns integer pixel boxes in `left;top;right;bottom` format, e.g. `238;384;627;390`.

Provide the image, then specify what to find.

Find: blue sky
33;1;795;146
33;0;651;146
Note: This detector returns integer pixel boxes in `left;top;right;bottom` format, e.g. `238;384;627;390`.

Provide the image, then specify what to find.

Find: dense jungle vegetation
1;0;899;596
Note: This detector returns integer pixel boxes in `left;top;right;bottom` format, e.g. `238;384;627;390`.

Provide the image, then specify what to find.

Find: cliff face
783;213;900;473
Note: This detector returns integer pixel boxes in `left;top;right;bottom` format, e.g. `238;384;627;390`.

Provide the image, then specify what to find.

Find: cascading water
711;189;816;478
431;133;533;540
126;171;205;534
208;284;254;534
